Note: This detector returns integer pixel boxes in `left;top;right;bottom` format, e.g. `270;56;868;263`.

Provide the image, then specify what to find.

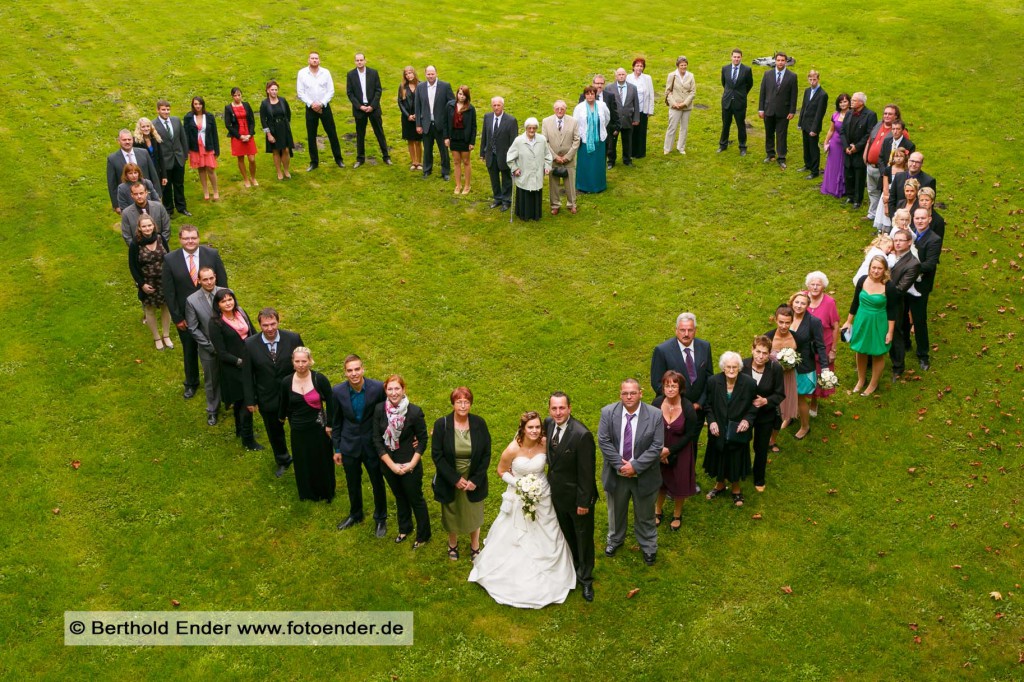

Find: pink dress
808;294;839;398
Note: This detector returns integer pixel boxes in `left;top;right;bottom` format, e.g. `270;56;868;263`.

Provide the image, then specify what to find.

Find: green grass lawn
1;1;1022;679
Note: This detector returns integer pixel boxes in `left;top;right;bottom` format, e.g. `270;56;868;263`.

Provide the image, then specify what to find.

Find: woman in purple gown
652;371;700;531
820;93;850;198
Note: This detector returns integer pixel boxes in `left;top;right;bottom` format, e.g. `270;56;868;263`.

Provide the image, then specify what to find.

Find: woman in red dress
224;87;258;188
184;96;220;200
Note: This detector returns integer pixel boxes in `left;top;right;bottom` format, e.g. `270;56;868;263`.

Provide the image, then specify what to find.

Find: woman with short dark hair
224;87;258;187
652;370;700;530
209;288;262;451
184;95;220;200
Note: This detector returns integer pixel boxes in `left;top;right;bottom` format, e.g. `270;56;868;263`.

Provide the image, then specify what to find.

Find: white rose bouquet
515;474;543;521
775;347;801;371
818;369;839;389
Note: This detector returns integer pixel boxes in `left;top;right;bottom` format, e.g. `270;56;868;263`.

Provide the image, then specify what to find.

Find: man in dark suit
839;92;877;209
414;65;454;180
107;129;160;214
757;53;798;169
579;74;618;166
244;308;304;475
120;182;171;246
797;70;829;179
346;53;391;168
162;225;228;400
877;119;915;182
332;354;389;537
908;209;943;371
605;68;640;167
185;268;225;427
719;48;754;155
887;229;921;380
545;392;597;601
153;99;191;216
650;312;712;408
479;96;518;212
598;379;664;566
888;151;936;217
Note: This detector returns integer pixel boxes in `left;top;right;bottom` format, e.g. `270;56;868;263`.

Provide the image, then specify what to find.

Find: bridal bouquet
818;369;839;390
515;474;543;522
776;347;801;371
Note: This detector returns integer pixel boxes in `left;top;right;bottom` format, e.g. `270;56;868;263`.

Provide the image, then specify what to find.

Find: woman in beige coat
664;56;697;155
506;117;553;221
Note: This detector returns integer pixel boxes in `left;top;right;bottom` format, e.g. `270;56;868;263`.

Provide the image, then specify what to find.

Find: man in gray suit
598;378;664;566
185;267;224;426
106;129;160;213
605;68;640;167
120;182;171;246
414;65;455;180
153;99;191;217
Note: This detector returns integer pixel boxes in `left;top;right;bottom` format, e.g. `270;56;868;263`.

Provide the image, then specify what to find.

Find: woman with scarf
278;347;336;502
572;85;611;193
373;374;431;548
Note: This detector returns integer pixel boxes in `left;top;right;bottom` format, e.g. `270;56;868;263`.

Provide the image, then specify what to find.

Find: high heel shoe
461;185;471;195
161;336;175;349
154;339;165;350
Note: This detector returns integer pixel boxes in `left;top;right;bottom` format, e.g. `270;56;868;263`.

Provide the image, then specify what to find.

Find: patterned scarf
383;396;409;450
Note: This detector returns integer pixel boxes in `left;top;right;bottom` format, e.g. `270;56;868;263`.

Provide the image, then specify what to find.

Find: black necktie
551;426;561;449
732;66;738;83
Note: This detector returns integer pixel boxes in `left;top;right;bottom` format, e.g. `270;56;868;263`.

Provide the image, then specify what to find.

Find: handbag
725;420;752;444
551;166;569;178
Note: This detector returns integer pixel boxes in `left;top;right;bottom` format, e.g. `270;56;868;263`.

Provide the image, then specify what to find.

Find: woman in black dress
259;79;293;180
209;289;263;451
278;347;336;502
445;85;477;195
127;214;172;349
652;370;700;531
703;352;758;507
397;66;423;170
742;336;786;492
374;374;431;548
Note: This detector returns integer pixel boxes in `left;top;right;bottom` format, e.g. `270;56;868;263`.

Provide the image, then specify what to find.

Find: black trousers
552;501;594;587
720;105;748;149
802;130;821;174
304;104;343;166
229;400;255;443
259;406;292;466
421;123;449;176
161;161;187;212
342;454;388;522
608;127;633;165
906;291;932;362
632;113;649;158
177;326;199;390
845;159;867;203
485;158;512;206
764;115;790;160
889;301;908;373
355;111;389;162
751;417;775;487
382;462;430;541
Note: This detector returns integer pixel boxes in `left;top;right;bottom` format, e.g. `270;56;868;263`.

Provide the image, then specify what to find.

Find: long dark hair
515;411;542;445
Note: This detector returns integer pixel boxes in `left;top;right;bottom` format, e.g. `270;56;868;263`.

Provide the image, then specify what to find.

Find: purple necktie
623;413;635;462
685;347;697;385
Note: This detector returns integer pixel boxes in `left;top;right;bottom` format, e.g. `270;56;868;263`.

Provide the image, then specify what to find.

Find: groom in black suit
757;53;798;168
545;392;597;602
719;48;754;154
797;70;828;178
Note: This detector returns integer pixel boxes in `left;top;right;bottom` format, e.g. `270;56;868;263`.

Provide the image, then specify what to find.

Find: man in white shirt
106;129;160;213
346;53;392;168
296;51;344;171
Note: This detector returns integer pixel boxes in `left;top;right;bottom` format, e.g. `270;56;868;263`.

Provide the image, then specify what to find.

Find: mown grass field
1;1;1022;679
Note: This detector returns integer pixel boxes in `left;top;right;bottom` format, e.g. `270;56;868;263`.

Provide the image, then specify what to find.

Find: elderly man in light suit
185;267;224;426
541;100;581;215
598;378;664;566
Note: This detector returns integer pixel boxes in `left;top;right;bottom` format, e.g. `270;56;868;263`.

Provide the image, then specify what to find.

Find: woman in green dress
841;255;900;397
572;85;611;193
431;387;492;561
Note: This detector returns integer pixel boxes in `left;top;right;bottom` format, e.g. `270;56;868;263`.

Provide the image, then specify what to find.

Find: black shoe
763;156;775;163
778;161;787;170
336;516;363;531
375;521;387;538
243;440;265;452
306;164;318;172
891;371;903;383
604;545;619;558
919;360;931;371
643;551;657;566
183;386;197;399
852;202;862;209
623;160;633;166
499;204;509;212
383;158;393;166
274;464;288;478
740;149;747;156
717;147;726;153
207;412;217;426
488;200;501;209
805;173;818;180
441;173;450;181
336;160;345;168
179;209;192;217
582;584;594;602
352;161;363;169
421;172;431;179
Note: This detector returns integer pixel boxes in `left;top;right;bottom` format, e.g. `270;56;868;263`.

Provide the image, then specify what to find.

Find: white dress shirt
357;68;368;104
618;406;639;459
296;67;335;108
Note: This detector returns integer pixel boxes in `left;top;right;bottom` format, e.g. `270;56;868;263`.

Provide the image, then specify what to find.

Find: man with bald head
839;92;877;209
605;68;640;167
541;100;581;215
414;65;455;180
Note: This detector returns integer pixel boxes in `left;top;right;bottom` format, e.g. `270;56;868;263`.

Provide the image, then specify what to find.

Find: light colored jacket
665;69;696;110
572;100;611;143
507;133;553;191
627;72;656;115
541;115;581;168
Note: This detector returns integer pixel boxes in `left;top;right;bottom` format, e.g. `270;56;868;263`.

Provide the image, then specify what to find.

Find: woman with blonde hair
841;256;900;396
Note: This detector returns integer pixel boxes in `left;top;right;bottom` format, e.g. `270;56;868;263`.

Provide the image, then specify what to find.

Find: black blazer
914;229;943;294
153;115;189;170
721;63;754;111
446;102;477;145
850;276;901;324
890;251;921;295
765;314;828;375
373;401;428;464
604;82;640;130
704;373;759;441
183;112;220;156
413;79;454;134
128;236;170;300
133;139;165;183
161;246;228;323
544;415;598;509
840;107;878;168
740;358;786;425
331;378;385;459
797;86;829;135
223;102;256;140
430;412;491;504
758;68;798;117
650;336;713;407
888;170;936;217
650;395;701;464
346;67;383;117
243;329;304;411
479;112;517;169
208;310;255;404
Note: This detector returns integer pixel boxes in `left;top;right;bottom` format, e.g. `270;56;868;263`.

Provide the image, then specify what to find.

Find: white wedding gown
468;454;577;608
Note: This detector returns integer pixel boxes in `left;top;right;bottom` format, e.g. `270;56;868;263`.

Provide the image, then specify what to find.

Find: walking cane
509;173;516;224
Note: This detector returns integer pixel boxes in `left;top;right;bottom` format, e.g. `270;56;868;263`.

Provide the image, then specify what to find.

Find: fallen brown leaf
52;508;60;515
752;513;763;520
827;488;838;495
913;636;922;644
909;623;918;631
71;460;81;470
626;588;640;599
991;591;1003;600
171;599;181;607
780;585;793;594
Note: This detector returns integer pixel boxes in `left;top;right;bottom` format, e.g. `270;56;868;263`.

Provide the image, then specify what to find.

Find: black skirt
514;187;543;221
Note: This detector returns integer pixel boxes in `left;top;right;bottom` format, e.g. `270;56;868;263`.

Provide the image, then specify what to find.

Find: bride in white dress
468;411;577;608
